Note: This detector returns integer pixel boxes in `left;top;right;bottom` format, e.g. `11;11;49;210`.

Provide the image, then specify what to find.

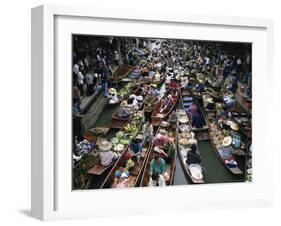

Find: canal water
88;83;246;189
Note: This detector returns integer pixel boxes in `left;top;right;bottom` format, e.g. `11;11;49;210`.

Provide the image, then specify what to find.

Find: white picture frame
31;4;274;221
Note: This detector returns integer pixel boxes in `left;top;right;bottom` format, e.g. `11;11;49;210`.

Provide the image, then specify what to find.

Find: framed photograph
31;4;274;221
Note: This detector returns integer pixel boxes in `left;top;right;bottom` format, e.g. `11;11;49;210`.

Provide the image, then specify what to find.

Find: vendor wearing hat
204;95;215;111
108;88;119;104
117;100;133;118
149;84;160;98
218;136;236;161
98;140;118;167
149;147;169;181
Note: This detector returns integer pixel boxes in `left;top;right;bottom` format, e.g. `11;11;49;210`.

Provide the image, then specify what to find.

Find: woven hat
230;122;239;131
109;88;117;95
206;97;214;104
98;140;112;151
222;136;232;147
121;100;127;106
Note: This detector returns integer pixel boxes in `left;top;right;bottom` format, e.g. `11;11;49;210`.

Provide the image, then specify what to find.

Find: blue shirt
129;142;142;154
150;158;166;175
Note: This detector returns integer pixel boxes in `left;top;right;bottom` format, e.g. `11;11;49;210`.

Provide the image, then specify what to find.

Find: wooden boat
151;90;179;126
100;132;153;188
140;122;177;186
180;88;208;132
111;65;135;85
200;101;243;175
176;109;205;184
86;113;144;186
110;87;149;129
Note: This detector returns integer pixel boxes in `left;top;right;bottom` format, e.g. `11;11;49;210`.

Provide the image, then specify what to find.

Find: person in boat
154;133;175;150
152;70;161;83
150;149;169;181
142;119;154;145
98;140;118;167
186;144;201;165
188;102;198;118
169;78;179;90
195;82;205;93
217;106;228;119
165;72;173;85
186;144;203;181
149;84;160;98
117;100;133;118
108;88;119;104
171;89;178;99
204;95;215;110
148;171;166;187
218;136;238;167
113;162;130;188
191;110;205;128
128;94;139;110
141;65;149;77
129;137;142;163
159;95;173;113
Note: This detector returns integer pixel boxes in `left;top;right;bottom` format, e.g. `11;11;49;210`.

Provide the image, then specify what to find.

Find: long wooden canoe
176;109;205;184
140;123;177;187
200;98;243;175
111;65;135;85
100;132;153;188
151;90;179;126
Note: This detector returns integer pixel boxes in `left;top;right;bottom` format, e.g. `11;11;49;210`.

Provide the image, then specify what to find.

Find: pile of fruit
118;82;133;98
131;112;143;122
110;131;131;146
124;122;139;135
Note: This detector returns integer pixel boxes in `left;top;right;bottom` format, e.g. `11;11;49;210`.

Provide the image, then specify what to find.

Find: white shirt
109;95;118;104
73;64;79;75
77;71;84;85
237;58;242;65
99;150;115;167
148;175;166;187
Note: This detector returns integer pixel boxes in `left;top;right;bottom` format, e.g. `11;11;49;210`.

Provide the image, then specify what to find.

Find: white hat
120;100;127;106
136;96;143;102
98;140;112;151
109;88;117;95
222;136;232;147
230;122;239;131
129;94;137;99
120;172;128;178
154;146;162;154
